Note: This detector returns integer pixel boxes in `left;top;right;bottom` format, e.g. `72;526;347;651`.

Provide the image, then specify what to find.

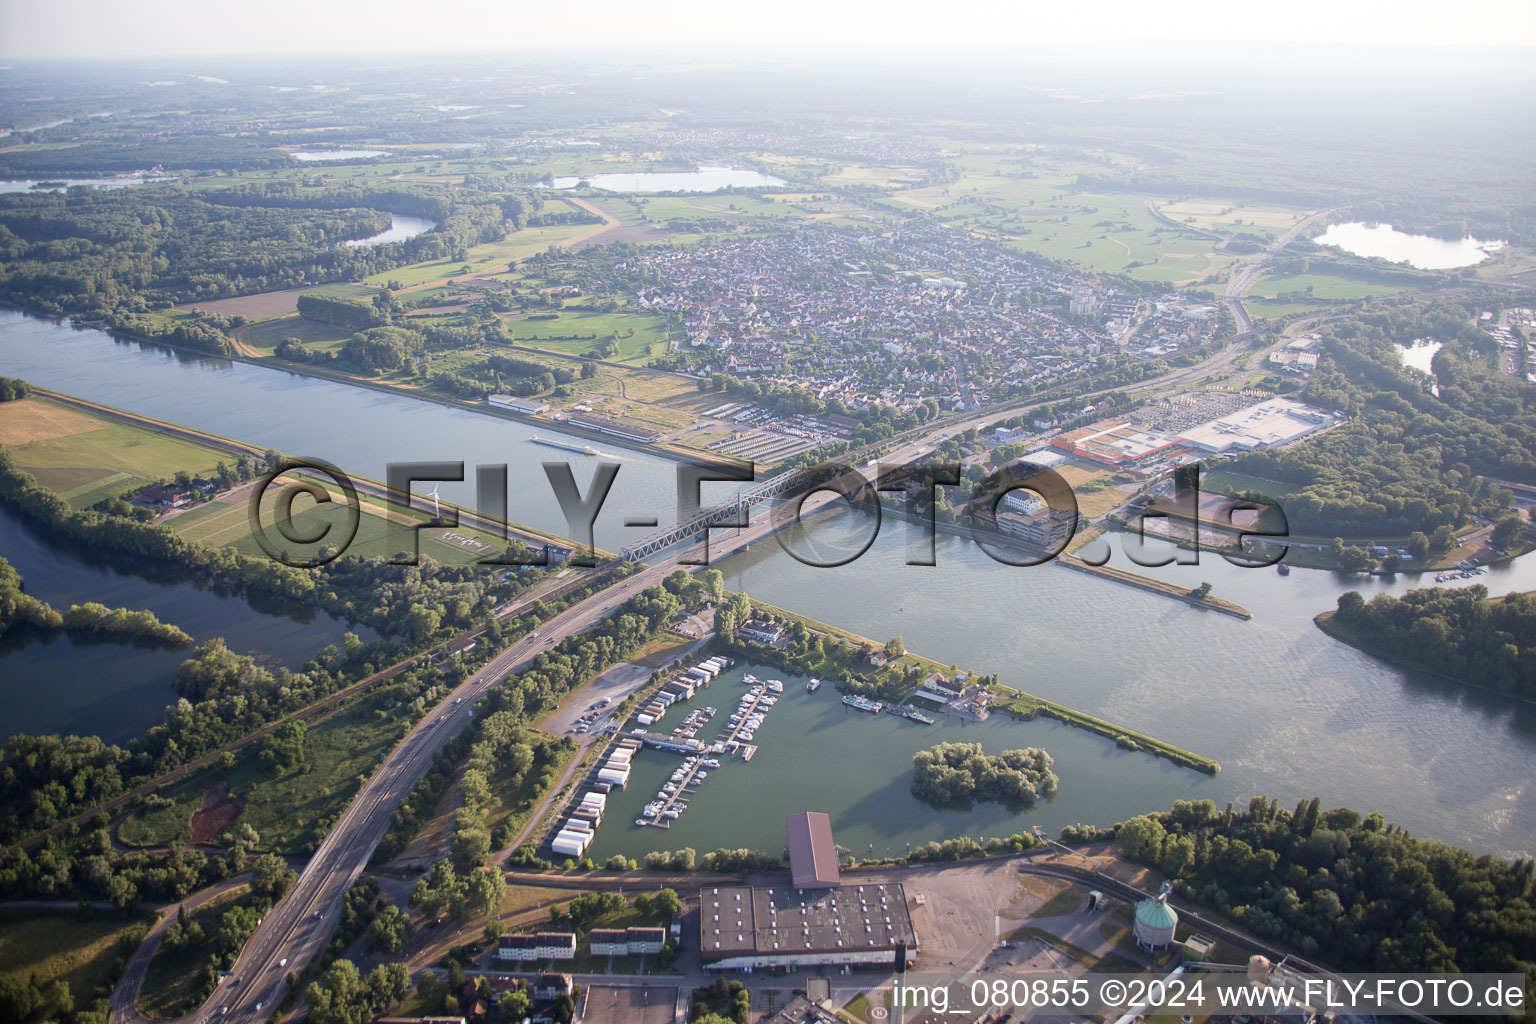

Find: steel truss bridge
621;469;807;562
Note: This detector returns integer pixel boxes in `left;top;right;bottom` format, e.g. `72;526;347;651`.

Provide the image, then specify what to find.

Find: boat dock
632;674;783;828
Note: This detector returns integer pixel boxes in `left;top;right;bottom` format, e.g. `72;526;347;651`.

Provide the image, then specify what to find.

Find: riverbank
994;686;1221;774
1314;608;1536;706
1056;553;1253;619
101;317;741;472
30;388;589;557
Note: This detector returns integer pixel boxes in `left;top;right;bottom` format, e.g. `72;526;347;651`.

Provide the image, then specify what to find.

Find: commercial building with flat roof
566;413;664;443
699;883;916;970
1049;421;1185;472
1178;397;1337;454
786;812;841;889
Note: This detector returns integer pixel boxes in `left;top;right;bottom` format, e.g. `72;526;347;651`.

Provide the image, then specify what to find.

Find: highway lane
163;556;679;1024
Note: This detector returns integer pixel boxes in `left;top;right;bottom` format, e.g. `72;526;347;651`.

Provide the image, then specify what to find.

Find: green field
886;172;1235;285
0;397;232;508
236;315;355;355
116;684;417;855
0;908;152;1015
504;310;669;364
366;222;598;288
1246;271;1414;301
170;486;524;565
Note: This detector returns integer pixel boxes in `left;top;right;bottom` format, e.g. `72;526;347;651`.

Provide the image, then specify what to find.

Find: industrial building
1048;421;1186;473
698;883;916;970
787;812;841;889
1177;398;1337;454
565;412;664;443
487;394;551;415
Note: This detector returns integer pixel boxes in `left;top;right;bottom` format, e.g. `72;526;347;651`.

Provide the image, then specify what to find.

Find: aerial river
2;311;1533;858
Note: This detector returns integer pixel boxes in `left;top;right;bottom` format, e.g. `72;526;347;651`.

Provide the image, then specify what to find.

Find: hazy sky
1;0;1534;59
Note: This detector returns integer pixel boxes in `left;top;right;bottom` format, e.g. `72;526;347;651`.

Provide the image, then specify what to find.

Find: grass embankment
995;684;1221;774
0;907;151;1013
1056;554;1253;620
735;595;1222;774
137;886;251;1020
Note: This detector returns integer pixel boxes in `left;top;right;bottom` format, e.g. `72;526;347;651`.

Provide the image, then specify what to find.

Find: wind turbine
427;484;442;522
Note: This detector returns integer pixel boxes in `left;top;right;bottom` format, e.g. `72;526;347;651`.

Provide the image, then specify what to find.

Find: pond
0;503;373;743
1315;222;1504;270
343;214;438;247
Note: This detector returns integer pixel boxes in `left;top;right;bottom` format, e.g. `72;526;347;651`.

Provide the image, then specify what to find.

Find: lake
291;150;390;162
0;503;372;743
1396;339;1443;375
2;311;1534;858
344;214;438;247
547;168;786;192
0;176;176;194
1315;222;1504;270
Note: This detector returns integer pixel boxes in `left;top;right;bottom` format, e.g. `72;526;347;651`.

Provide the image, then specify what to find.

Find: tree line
1110;796;1534;985
1327;584;1536;699
910;741;1058;806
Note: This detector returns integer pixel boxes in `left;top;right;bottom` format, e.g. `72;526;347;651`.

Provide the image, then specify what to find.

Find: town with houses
632;222;1223;412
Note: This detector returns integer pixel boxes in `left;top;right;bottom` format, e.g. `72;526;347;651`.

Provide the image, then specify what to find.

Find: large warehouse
786;812;841;889
1178;398;1337;453
698;883;917;970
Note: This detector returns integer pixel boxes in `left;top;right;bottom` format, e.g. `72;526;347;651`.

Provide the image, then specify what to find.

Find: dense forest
909;741;1058;806
1109;797;1535;989
1226;293;1536;539
0;180;533;317
1324;585;1536;699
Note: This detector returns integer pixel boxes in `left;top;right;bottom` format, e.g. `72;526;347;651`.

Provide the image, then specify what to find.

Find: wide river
1;312;1533;858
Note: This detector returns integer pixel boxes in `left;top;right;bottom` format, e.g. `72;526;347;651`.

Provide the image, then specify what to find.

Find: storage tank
1133;893;1179;951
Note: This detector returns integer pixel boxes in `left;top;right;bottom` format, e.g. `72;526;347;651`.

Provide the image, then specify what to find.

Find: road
154;556;687;1024
111;873;254;1024
1222;207;1340;331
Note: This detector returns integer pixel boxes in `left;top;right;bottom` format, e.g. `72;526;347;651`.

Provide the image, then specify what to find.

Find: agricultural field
886;173;1235;285
1155;198;1316;239
0;396;229;508
234;315;355;355
503;310;670;364
370;221;605;290
0;908;151;1014
179;282;378;322
1244;270;1414;302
